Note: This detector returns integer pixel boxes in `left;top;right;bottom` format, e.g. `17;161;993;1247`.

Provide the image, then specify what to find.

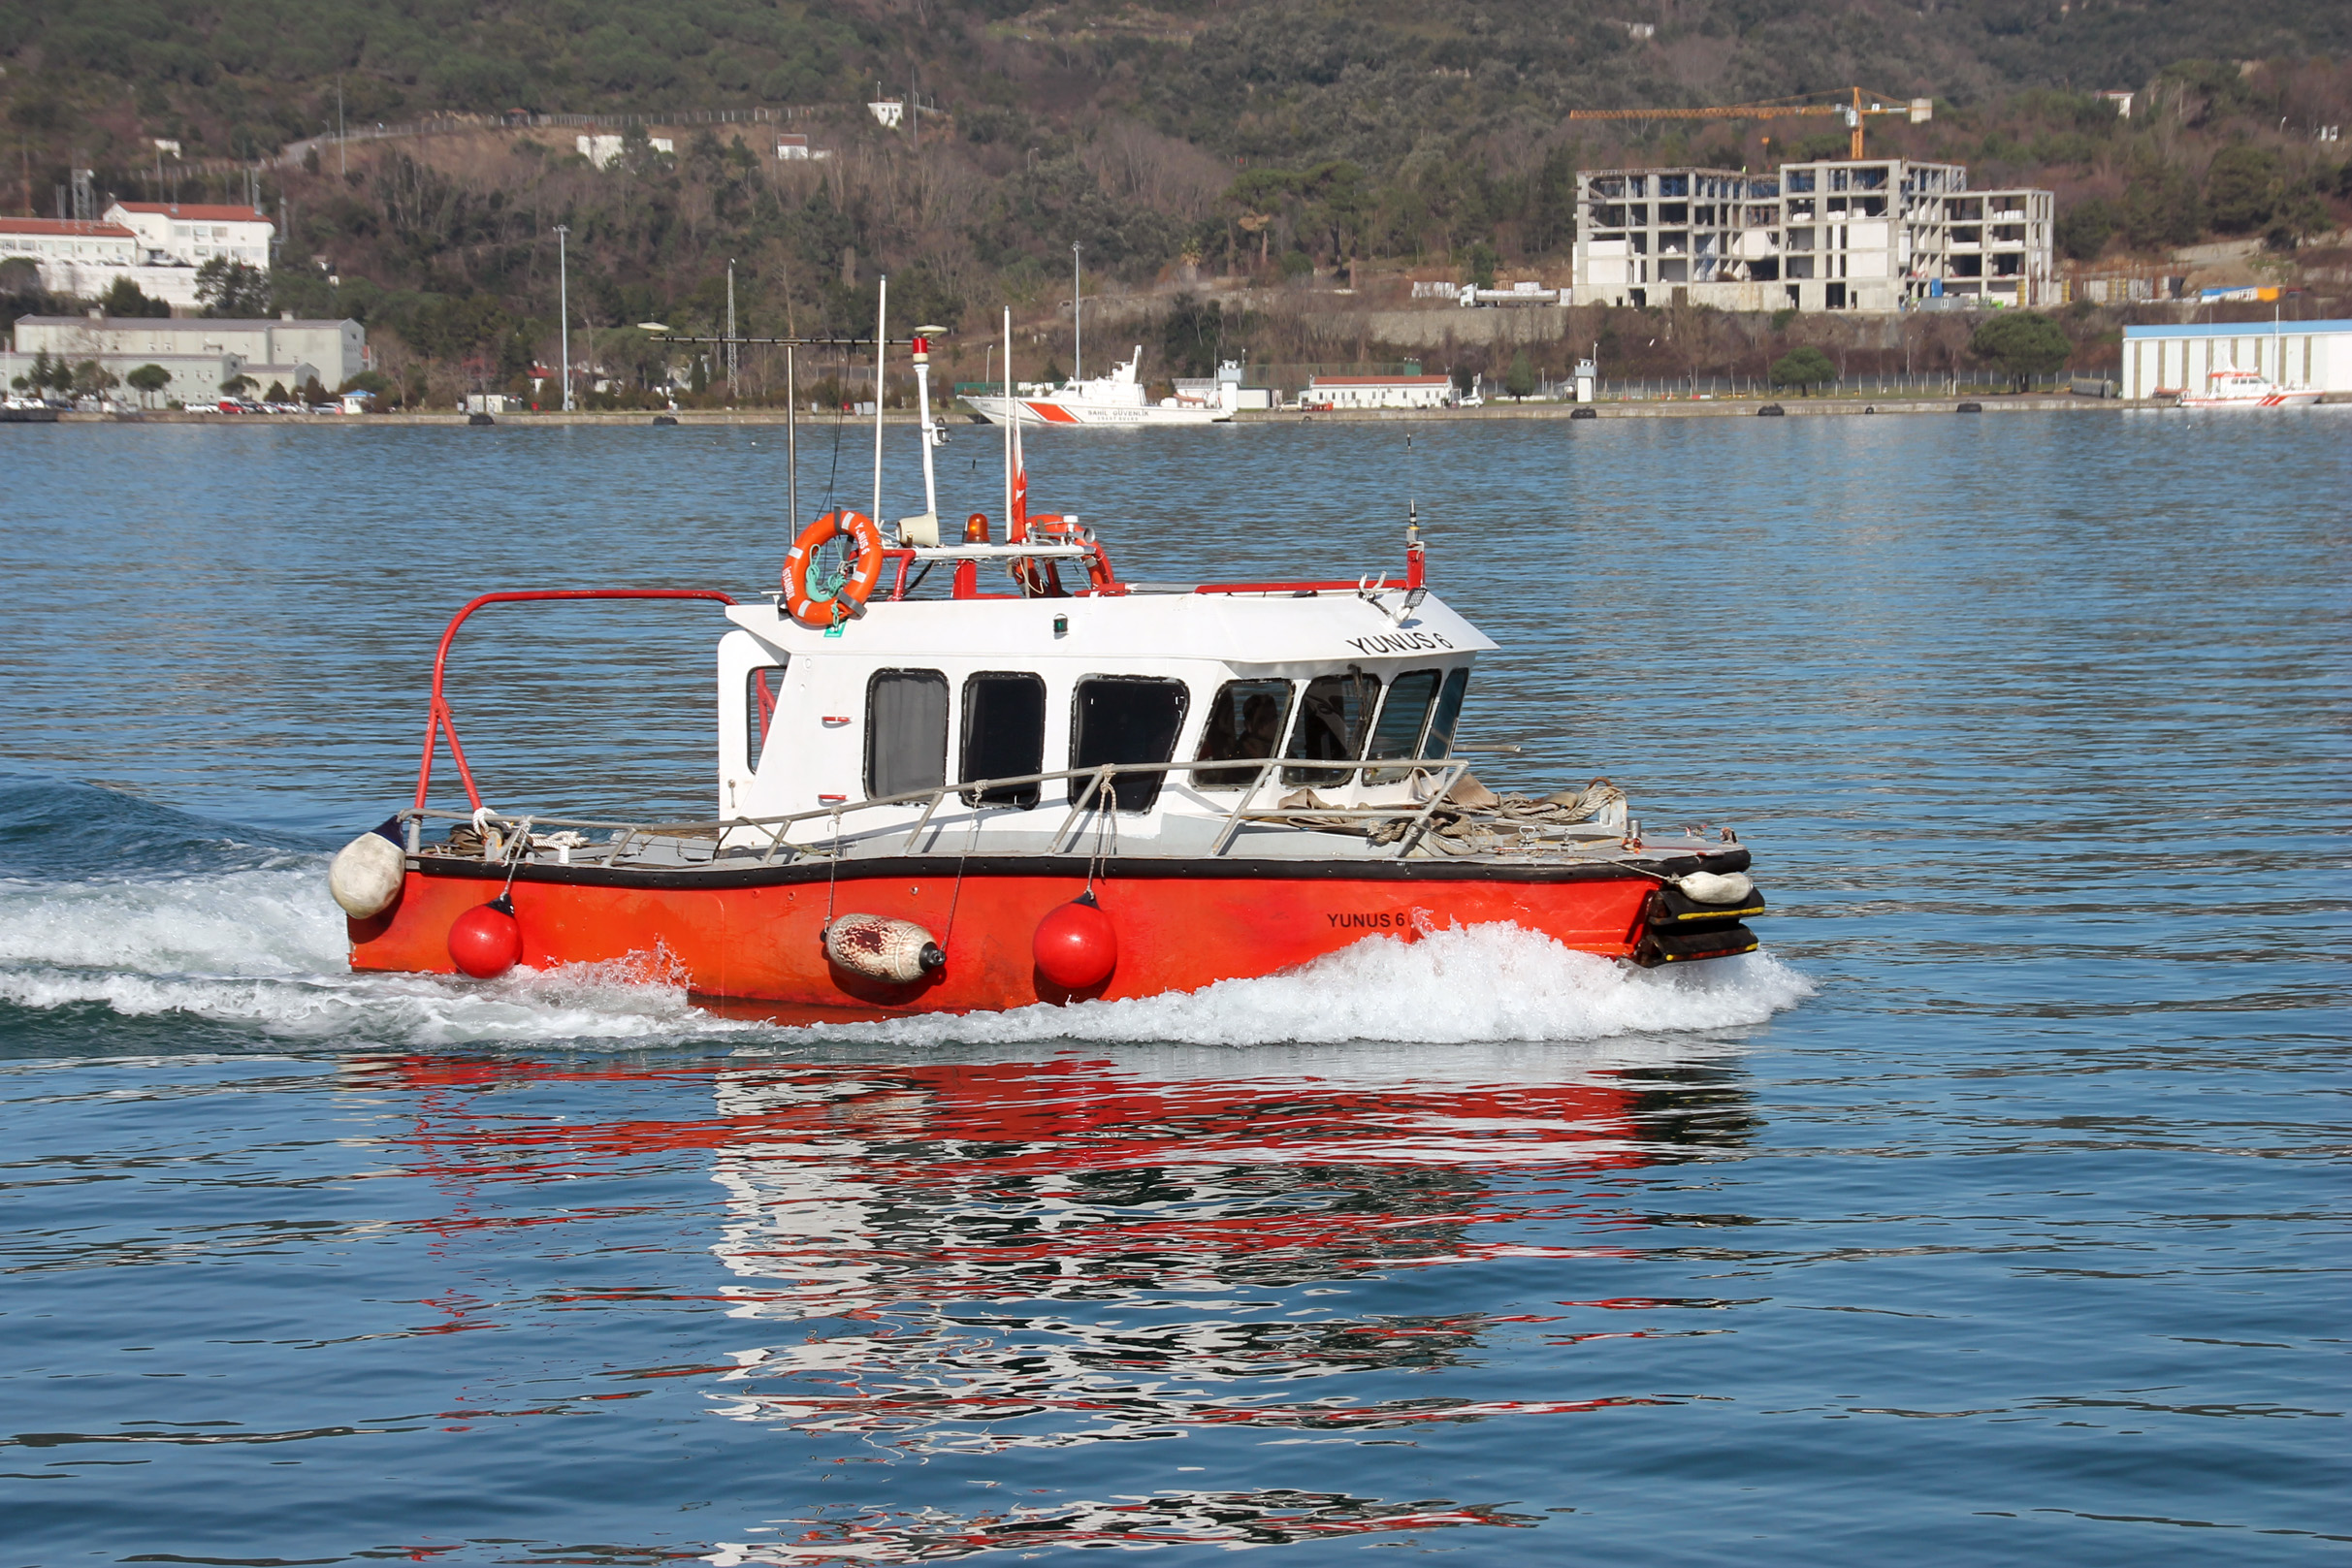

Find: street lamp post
1071;242;1082;382
555;224;572;411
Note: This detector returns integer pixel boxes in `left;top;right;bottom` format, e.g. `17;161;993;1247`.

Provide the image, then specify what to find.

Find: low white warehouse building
2121;320;2352;400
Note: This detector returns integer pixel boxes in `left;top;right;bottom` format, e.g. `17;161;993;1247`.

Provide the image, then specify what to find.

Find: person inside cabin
1194;683;1290;787
1238;692;1281;759
1200;697;1238;762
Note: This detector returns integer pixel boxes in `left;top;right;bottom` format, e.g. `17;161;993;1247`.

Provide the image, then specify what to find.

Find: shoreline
41;392;2348;426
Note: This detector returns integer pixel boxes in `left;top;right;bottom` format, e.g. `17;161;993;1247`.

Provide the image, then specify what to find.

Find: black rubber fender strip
409;843;1756;893
1633;922;1759;967
1648;886;1767;926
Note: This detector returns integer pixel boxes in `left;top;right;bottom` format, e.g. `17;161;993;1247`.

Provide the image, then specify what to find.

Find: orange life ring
782;511;886;627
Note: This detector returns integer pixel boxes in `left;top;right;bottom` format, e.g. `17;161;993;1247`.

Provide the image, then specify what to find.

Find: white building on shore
1572;157;2055;313
5;312;370;402
103;202;275;271
1303;373;1455;410
2120;319;2352;400
0;203;276;309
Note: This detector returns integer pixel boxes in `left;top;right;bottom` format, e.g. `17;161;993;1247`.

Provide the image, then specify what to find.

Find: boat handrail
396;753;1481;867
414;589;739;815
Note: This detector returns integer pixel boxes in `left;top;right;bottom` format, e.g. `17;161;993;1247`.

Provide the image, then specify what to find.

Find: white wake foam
0;868;1810;1051
0;865;755;1046
776;923;1814;1050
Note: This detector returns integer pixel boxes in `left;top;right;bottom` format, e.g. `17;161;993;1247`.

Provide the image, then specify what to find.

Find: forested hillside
6;1;2350;400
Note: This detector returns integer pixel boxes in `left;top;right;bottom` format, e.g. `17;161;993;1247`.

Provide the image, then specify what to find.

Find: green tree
100;276;172;317
2205;144;2283;234
2119;163;2205;250
2269;188;2333;250
1524;144;1580;256
1465;240;1499;291
1160;295;1237;378
124;364;172;406
1769;345;1837;395
196;258;271;317
1969;312;2072;392
1504;348;1535;399
2055;197;2118;261
69;360;119;400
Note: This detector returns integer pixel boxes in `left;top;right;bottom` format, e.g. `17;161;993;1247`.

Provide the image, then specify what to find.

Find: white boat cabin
716;583;1494;856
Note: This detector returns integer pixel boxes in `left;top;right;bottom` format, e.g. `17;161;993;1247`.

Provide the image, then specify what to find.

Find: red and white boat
962;345;1238;426
2176;366;2321;408
330;312;1765;1020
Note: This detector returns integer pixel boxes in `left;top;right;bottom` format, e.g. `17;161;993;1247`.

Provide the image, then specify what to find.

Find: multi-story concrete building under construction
1571;158;2053;313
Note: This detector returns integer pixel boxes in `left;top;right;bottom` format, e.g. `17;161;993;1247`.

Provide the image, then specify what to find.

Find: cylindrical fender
822;913;947;984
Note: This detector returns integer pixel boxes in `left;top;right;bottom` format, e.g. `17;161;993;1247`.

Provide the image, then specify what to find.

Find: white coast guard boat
327;305;1766;1021
963;346;1238;427
2176;367;2320;408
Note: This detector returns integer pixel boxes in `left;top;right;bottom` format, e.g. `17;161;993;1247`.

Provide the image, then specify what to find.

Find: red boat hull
348;856;1689;1019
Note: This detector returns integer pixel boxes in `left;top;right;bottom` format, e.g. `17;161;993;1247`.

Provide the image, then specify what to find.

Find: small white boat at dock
2176;367;2320;408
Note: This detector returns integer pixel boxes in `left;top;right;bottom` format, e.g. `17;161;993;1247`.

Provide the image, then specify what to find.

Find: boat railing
413;589;740;815
398;753;1479;869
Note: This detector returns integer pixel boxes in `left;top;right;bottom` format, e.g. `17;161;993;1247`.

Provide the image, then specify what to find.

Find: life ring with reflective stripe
783;511;886;627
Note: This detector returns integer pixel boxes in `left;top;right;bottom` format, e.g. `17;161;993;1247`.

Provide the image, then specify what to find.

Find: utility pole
1072;242;1081;382
725;259;738;401
555;224;572;411
337;76;345;178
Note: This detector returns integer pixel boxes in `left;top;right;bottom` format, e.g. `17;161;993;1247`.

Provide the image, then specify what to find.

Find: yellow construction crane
1569;86;1933;160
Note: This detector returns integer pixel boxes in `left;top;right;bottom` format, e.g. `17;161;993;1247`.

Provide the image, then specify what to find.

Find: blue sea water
0;408;2345;1564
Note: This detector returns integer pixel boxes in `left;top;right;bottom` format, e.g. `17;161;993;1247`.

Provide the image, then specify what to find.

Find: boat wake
788;923;1813;1050
0;861;758;1050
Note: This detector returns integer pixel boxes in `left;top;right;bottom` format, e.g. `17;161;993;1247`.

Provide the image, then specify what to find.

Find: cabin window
1364;668;1442;783
1190;679;1293;790
745;664;788;773
1283;669;1381;786
1425;667;1470;757
961;671;1047;808
865;669;948;799
1069;676;1189;812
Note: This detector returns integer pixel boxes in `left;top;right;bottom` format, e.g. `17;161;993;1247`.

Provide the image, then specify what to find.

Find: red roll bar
414;589;737;812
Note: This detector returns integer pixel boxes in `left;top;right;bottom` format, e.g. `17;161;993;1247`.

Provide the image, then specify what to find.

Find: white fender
330;831;406;918
822;913;946;983
1677;870;1754;905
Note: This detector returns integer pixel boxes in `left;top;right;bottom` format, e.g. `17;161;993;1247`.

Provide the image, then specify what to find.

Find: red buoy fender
782;511;886;628
448;894;523;978
1033;891;1117;991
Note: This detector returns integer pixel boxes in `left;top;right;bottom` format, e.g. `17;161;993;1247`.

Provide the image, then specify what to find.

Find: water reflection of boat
692;1053;1751;1451
362;1049;1754;1556
709;1488;1538;1565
